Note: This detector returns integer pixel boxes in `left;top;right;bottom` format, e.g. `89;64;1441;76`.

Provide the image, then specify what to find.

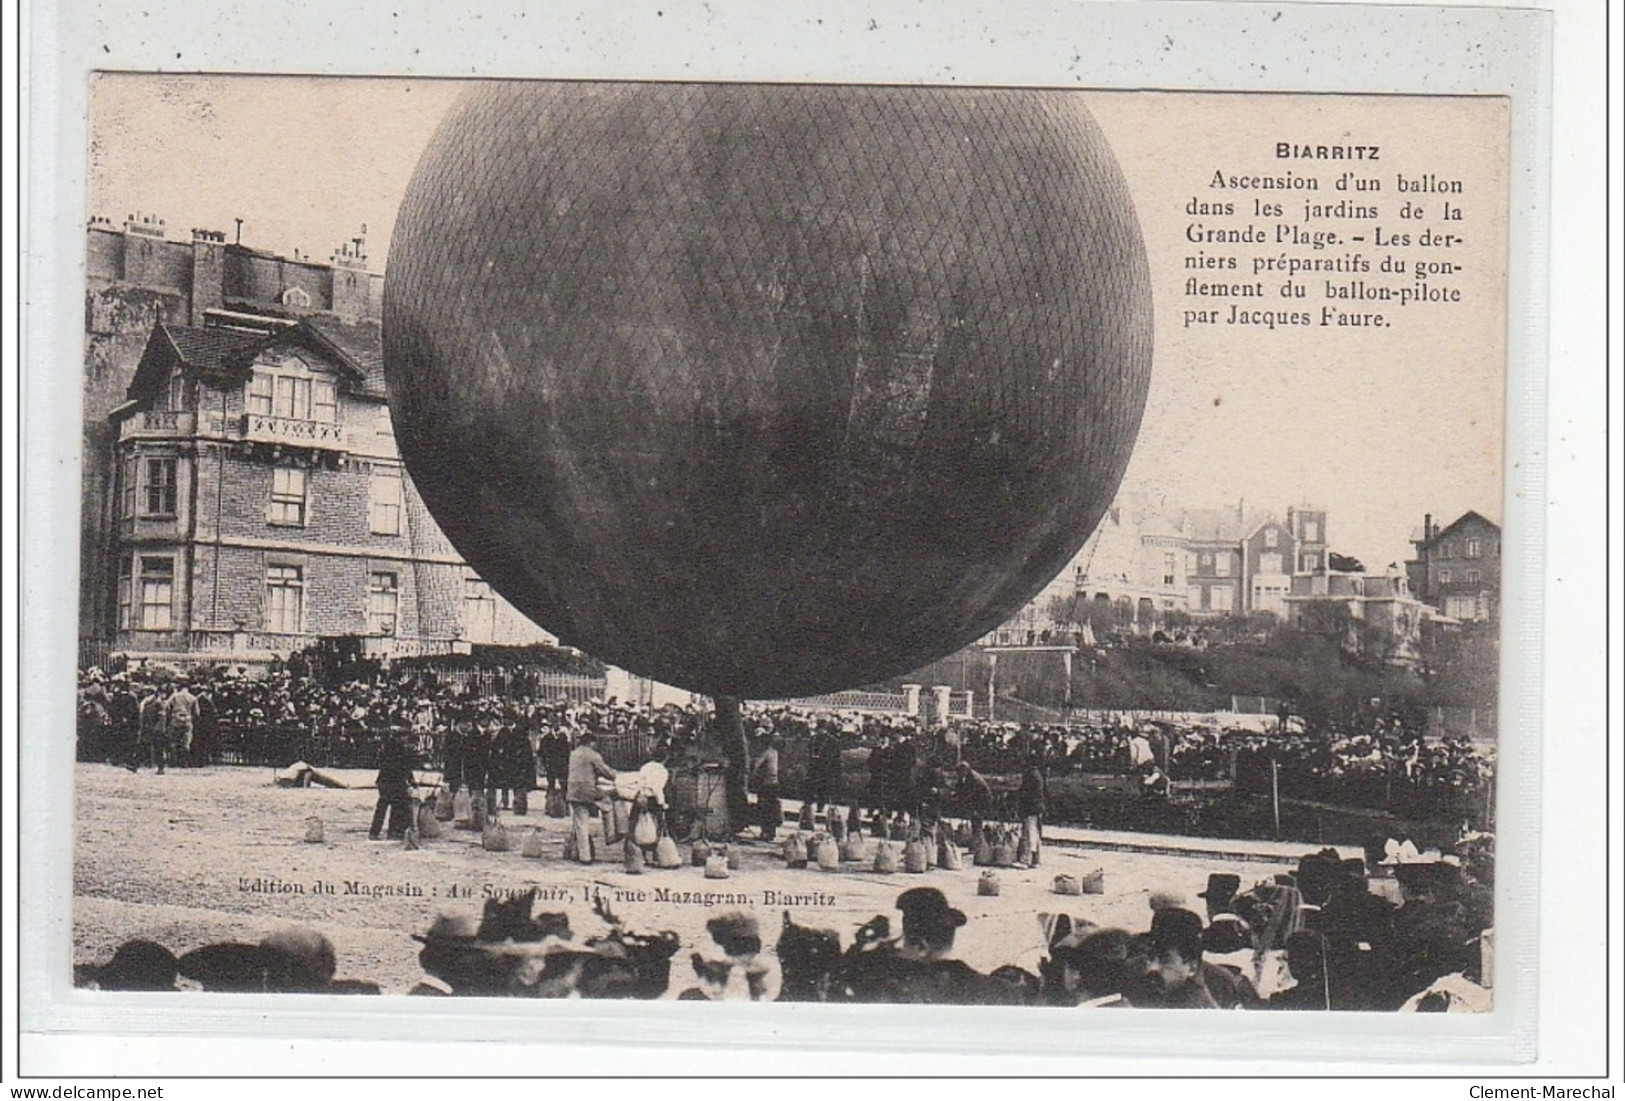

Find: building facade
1405;510;1502;622
1282;569;1428;666
85;216;552;664
1240;515;1296;618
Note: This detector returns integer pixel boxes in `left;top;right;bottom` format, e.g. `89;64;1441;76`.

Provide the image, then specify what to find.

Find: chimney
189;228;227;321
330;228;370;322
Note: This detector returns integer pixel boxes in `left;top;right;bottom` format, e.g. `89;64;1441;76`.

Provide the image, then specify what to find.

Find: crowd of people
75;663;1493;831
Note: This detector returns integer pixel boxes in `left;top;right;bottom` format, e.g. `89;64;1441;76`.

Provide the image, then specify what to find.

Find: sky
88;75;1507;573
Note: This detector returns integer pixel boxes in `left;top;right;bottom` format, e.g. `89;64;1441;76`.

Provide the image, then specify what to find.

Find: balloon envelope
384;82;1153;698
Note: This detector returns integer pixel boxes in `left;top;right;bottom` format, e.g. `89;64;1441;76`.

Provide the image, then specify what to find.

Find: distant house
1406;510;1501;622
1181;505;1245;616
1282;568;1429;666
1240;515;1296;617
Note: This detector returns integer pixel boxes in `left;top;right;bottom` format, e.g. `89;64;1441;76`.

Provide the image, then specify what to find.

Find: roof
124;323;272;403
302;315;387;398
1416;510;1501;549
123;315;386;405
1181;506;1246;543
165;324;270;373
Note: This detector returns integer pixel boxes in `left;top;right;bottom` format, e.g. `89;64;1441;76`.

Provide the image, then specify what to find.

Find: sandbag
633;812;659;848
798;804;815;831
544;791;567;818
903;839;929;874
888;818;908;843
704;855;731;879
481;817;511;852
874;842;899;874
624;838;645;874
434;785;456;822
691;839;713;867
303;816;324;844
973;833;993;867
521;828;547;859
1016;835;1034;866
924;831;938;869
829;812;847;843
840;836;869;863
417;802;443;840
784;833;809;869
654;835;683;869
979;870;1001;897
939;836;964;871
1053;875;1083;896
402;827;420;851
1079;868;1105;895
992;841;1015;868
726;848;742;871
815;836;840;871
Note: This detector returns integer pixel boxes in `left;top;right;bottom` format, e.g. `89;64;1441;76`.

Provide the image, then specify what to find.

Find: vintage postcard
69;75;1507;1018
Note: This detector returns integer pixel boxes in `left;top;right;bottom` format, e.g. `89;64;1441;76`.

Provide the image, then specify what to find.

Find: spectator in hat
1137;908;1219;1008
861;887;1018;1005
165;679;200;768
1197;873;1242;921
954;760;995;840
1044;928;1137;1007
685;911;781;1001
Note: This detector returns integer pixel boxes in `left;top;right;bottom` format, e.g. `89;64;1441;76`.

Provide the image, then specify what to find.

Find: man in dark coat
495;722;536;815
807;727;844;817
370;729;419;840
955;761;995;840
1015;755;1047;866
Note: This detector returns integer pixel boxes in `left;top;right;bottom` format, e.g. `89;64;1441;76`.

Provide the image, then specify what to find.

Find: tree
1328;551;1365;573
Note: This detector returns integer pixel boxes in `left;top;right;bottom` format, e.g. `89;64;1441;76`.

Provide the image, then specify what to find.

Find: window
247;373;274;416
464;576;497;644
117;558;133;630
1259;552;1283;575
282;286;312;309
1465;569;1480;584
274;375;311;420
1199;552;1213;568
1465;538;1481;558
248;360;341;425
1215;551;1232;577
1186;586;1203;609
1211;586;1234;612
370;468;403;535
1438;568;1452;583
138;556;173;630
1264;528;1279;549
1302;552;1319;572
269;467;307;526
167;373;189;411
1303;519;1320;542
120;456;138;518
143;456;177;516
265;565;303;634
1162;552;1176;588
367;571;399;635
312;379;338;424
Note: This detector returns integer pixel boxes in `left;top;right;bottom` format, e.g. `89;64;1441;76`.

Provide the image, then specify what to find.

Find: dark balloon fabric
384;82;1153;698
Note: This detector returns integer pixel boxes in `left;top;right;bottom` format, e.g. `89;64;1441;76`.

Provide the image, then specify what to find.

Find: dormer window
282;286;312;309
245;356;339;424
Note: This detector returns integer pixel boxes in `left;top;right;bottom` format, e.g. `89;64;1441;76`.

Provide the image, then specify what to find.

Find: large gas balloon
384;82;1153;699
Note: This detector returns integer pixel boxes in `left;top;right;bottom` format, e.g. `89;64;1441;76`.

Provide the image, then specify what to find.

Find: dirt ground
73;762;1299;996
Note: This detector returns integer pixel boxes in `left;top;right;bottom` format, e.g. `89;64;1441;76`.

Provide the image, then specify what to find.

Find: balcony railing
118;410;196;441
241;413;345;449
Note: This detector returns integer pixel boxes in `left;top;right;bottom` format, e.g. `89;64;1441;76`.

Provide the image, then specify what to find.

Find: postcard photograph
69;75;1506;1014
